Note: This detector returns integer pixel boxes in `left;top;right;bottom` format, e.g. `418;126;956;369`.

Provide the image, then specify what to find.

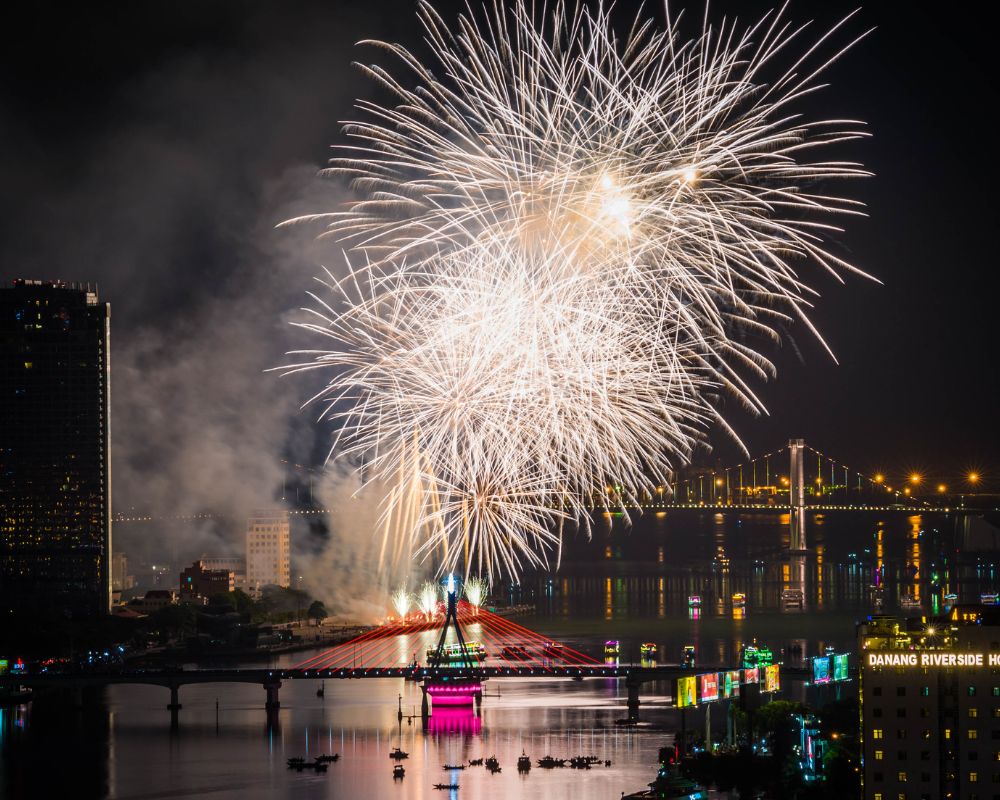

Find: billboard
699;672;719;702
742;644;774;669
762;664;781;693
743;666;759;685
833;653;849;682
676;676;697;708
812;655;831;684
721;669;741;698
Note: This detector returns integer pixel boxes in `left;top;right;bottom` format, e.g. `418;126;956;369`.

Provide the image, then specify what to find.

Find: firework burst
418;581;439;619
463;577;489;611
283;1;871;578
391;586;411;619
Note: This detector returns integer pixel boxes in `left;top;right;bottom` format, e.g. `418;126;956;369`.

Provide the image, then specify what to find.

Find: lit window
873;729;884;740
969;687;978;696
971;708;980;718
970;771;978;782
945;729;952;740
970;729;979;740
898;771;907;782
920;686;930;697
875;750;884;760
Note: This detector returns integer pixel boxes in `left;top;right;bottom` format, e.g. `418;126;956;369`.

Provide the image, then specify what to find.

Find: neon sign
867;651;1000;668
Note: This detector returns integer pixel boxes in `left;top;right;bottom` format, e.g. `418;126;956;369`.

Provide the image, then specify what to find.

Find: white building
111;551;134;592
246;510;290;595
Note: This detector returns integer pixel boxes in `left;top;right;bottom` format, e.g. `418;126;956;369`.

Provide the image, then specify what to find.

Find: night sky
2;0;997;514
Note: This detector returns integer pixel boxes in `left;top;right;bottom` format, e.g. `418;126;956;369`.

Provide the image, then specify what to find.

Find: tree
152;603;198;643
308;600;328;626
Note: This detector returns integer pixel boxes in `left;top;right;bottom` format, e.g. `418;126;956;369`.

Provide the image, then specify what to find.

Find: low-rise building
128;589;177;614
198;555;246;589
179;560;235;603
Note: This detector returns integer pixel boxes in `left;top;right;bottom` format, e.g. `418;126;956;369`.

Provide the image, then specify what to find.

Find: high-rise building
859;608;1000;800
245;510;289;595
0;279;111;615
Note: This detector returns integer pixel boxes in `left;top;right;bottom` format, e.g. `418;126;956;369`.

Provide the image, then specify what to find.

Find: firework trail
283;1;871;578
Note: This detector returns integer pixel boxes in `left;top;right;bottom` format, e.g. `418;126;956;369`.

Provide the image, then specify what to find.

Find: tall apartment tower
0;279;112;615
245;510;290;595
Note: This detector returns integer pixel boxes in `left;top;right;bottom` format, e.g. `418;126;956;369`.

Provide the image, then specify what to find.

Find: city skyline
3;4;1000;797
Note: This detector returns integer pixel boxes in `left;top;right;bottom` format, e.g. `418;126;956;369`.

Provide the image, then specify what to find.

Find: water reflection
10;673;681;800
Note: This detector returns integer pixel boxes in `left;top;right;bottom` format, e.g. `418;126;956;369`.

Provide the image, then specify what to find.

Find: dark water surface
4;509;998;799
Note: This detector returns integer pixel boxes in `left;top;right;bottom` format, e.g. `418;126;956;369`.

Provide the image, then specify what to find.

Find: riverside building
860;607;1000;800
0;279;111;615
245;510;290;595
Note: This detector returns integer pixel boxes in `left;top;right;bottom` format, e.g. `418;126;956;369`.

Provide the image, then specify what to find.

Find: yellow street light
874;473;884;484
903;487;911;496
968;472;980;485
714;478;723;487
910;473;921;485
937;484;947;494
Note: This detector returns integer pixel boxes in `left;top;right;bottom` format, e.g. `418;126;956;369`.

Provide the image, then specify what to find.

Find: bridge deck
1;664;743;688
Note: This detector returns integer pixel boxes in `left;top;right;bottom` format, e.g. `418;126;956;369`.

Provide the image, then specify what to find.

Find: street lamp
910;473;921;485
874;473;884;484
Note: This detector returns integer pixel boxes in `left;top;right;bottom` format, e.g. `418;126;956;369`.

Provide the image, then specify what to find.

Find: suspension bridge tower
788;439;808;553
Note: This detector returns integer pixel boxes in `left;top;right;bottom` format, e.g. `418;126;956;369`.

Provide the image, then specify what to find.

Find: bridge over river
3;661;816;726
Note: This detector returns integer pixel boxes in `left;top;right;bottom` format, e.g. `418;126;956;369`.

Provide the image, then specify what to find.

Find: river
3;509;996;799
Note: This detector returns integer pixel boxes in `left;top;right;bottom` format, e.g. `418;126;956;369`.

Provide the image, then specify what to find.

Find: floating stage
425;678;483;707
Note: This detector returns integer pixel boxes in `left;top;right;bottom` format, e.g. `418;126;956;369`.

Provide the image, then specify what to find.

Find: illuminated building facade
0;279;111;615
245;510;290;595
860;608;1000;800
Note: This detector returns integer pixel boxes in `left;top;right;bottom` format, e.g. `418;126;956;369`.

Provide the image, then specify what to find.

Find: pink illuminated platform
426;679;482;706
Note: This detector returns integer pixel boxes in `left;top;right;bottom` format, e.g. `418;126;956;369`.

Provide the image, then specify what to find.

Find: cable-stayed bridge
0;600;748;727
